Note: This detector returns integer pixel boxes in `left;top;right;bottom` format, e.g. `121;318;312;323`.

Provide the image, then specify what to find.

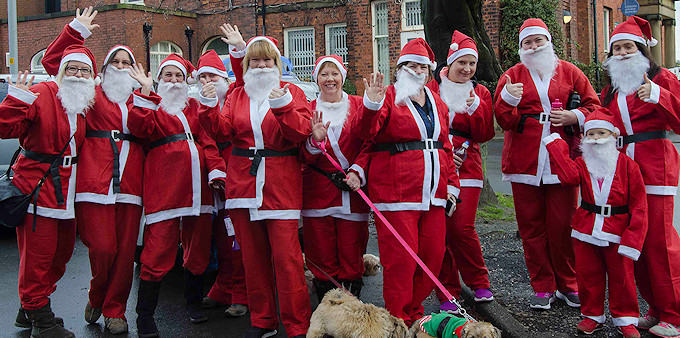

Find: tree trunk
423;0;502;206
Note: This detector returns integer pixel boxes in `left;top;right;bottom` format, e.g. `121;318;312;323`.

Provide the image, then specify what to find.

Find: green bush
570;59;604;93
343;79;357;95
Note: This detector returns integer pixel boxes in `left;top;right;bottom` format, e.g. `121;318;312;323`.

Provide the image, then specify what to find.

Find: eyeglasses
65;66;92;76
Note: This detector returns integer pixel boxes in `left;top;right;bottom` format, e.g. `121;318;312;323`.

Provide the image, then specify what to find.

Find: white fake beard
519;41;559;80
243;67;280;103
603;52;650;96
394;67;427;106
101;64;136;103
157;79;189;116
198;77;230;108
57;76;96;117
580;136;619;179
439;76;473;114
316;93;350;128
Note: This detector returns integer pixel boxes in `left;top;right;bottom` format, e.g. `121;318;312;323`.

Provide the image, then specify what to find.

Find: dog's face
363;254;382;277
460;322;501;338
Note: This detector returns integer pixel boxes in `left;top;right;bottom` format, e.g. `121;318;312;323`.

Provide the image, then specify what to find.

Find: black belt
150;133;195;149
86;130;140;194
232;147;298;176
21;149;78;205
517;114;540;134
580;201;628;218
616;130;667;148
216;141;232;151
449;128;472;140
374;140;444;155
437;316;452;338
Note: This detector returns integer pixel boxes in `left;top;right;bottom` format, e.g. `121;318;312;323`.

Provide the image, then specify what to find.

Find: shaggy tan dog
307;288;408;338
409;314;501;338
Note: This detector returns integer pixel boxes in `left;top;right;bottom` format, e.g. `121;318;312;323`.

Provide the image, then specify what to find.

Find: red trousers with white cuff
17;214;76;310
303;216;369;281
635;195;680;326
230;209;311;336
436;187;490;302
76;202;142;318
574;240;638;326
511;182;578;293
375;209;446;326
139;214;212;282
206;209;248;305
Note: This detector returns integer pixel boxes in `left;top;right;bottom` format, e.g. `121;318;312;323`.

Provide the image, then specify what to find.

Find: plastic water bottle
551;99;563;111
454;141;470;163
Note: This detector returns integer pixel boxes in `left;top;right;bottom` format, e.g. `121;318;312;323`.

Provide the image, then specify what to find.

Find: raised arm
640;69;680;133
468;84;496;143
542;133;582;186
42;7;99;76
0;72;39;139
221;23;247;87
268;83;313;144
359;72;389;141
493;72;523;131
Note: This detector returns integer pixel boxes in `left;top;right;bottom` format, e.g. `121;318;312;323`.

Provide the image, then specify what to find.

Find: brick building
0;0;674;93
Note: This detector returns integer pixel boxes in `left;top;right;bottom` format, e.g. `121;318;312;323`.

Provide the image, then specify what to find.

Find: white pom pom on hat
450;43;459;51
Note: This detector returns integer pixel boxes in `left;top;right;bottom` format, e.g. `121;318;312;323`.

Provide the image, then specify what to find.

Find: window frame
325;23;348;65
283;26;316;81
30;49;46;74
372;1;390;84
150;41;183;77
603;7;612;52
401;0;424;32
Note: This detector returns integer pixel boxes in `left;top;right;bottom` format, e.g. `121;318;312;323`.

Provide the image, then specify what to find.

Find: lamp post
185;26;195;63
143;23;153;73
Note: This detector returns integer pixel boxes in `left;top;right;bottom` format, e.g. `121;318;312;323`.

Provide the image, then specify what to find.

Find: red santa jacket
601;68;680;196
427;79;495;188
494;60;600;186
0;83;86;219
128;91;226;224
299;93;370;220
544;134;648;261
360;86;460;211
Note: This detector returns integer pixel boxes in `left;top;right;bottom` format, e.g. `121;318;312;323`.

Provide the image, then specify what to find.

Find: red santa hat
518;18;552;46
60;45;97;76
245;36;281;56
157;53;196;83
312;55;347;83
197;50;229;78
610;15;658;48
397;38;436;68
447;30;478;65
104;45;136;66
584;107;620;135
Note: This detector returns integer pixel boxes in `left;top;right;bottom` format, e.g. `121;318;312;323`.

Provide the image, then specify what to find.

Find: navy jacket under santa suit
601;67;680;325
544;134;647;325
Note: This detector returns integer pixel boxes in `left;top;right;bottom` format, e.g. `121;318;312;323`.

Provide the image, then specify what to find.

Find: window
325;23;348;64
402;0;423;31
372;1;390;84
603;7;612;52
120;0;145;4
284;27;315;81
45;0;60;13
30;50;46;74
201;37;230;72
150;41;182;77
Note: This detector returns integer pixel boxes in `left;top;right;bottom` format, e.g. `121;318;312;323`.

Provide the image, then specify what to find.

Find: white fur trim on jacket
229;45;246;58
571;108;586;130
645;185;678;196
199;92;219;108
69;18;92;39
268;90;293;109
643;81;660;105
363;93;385;111
8;85;38;105
305;137;323;155
208;169;226;182
466;93;480;115
542;132;562;145
133;94;159;110
501;85;521;107
348;164;366;187
618;245;641;261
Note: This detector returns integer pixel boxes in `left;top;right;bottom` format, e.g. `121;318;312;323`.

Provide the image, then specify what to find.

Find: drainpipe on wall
261;0;266;35
592;0;600;85
185;26;195;63
143;23;152;73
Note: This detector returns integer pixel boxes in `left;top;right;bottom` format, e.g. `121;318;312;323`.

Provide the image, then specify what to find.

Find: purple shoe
474;288;494;302
439;301;460;315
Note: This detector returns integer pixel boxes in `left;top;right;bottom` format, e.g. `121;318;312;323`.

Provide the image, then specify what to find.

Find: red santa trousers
139;214;212;281
16;214;76;310
375;208;446;326
574;240;638;326
76;202;142;318
436;187;489;302
635;194;680;326
511;182;578;293
230;209;311;336
206;210;248;305
303;216;369;281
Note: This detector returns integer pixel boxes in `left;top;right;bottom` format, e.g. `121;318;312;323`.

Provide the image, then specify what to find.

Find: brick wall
482;0;501;55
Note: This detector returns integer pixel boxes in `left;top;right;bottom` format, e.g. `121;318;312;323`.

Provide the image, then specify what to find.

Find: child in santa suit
299;55;371;300
600;15;680;337
195;49;249;318
208;24;317;338
426;30;496;313
544;108;647;338
361;38;460;326
494;18;600;309
127;53;226;337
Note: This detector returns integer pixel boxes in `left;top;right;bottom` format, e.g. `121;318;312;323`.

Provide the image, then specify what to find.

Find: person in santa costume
194;48;250;319
209;24;317;338
37;8;146;334
126;53;226;337
600;15;680;337
0;41;97;338
544;108;647;338
426;30;496;313
361;37;460;326
494;18;600;309
299;54;372;300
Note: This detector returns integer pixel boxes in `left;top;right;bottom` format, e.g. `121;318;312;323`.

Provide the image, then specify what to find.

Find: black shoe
313;279;337;303
15;307;63;328
243;327;278;338
186;303;208;324
25;301;75;338
340;279;363;298
136;279;161;338
183;269;208;324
